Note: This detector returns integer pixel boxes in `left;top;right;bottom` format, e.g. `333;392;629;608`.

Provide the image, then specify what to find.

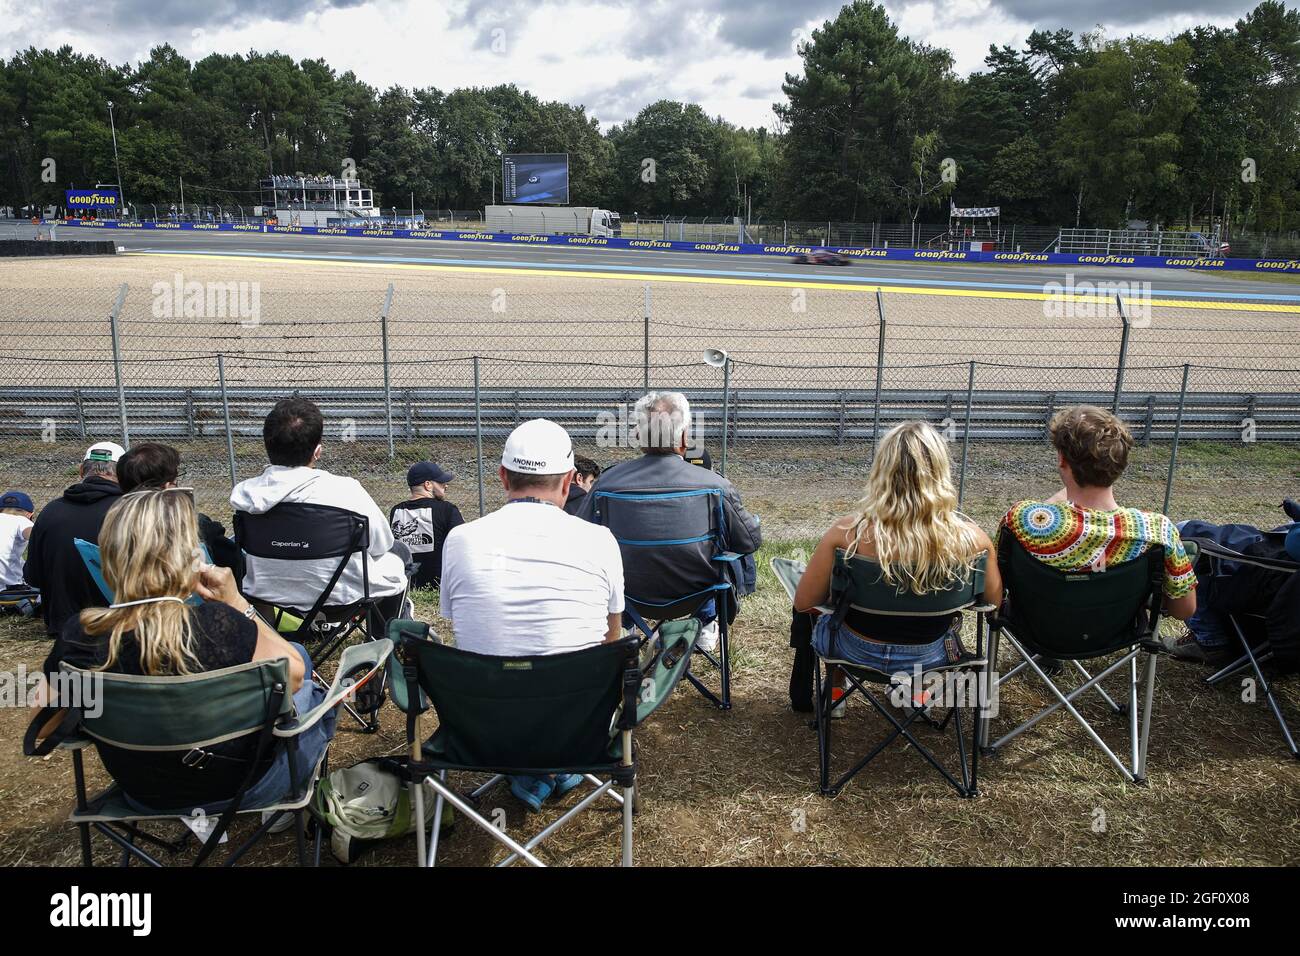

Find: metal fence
2;280;1297;523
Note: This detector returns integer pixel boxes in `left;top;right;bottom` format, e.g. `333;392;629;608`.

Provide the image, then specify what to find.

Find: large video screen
502;153;569;204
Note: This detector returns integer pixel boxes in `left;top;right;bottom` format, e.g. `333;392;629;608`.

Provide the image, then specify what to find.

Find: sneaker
261;810;297;834
509;774;556;813
552;773;585;799
696;619;720;655
829;686;848;719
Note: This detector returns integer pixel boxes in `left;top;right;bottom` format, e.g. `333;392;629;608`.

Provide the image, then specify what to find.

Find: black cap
407;461;455;485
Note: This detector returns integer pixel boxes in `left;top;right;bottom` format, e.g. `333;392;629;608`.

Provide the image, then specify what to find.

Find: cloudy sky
2;0;1267;128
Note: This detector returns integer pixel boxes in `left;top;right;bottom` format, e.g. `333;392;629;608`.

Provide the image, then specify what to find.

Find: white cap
501;419;574;475
84;441;126;464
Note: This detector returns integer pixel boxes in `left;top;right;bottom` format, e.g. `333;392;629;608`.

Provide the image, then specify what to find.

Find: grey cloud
43;0;369;33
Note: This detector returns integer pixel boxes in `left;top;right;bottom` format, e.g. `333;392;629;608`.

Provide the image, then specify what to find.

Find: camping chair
0;584;39;618
389;615;699;867
234;502;398;732
1183;536;1298;759
814;550;992;798
592;488;739;709
980;534;1166;784
23;641;390;867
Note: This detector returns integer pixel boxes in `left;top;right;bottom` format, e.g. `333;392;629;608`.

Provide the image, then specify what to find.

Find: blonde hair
845;421;983;594
79;489;202;675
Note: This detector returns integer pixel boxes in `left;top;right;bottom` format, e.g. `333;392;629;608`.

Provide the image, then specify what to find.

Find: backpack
311;757;451;864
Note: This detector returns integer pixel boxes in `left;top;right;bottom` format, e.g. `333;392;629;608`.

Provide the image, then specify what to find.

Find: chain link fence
2;279;1297;540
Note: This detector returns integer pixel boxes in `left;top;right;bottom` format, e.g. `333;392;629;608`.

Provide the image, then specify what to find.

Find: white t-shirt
0;513;33;588
440;501;624;656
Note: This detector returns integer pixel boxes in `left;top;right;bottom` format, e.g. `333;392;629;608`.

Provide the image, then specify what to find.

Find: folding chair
1182;536;1298;759
980;534;1166;784
23;641;390;866
235;502;399;732
390;616;699;867
592;488;739;709
814;550;992;798
0;584;40;618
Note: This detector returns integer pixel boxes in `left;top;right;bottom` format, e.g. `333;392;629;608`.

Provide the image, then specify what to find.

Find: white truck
485;204;621;238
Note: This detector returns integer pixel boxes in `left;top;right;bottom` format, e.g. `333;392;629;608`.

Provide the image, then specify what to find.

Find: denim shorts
811;613;963;673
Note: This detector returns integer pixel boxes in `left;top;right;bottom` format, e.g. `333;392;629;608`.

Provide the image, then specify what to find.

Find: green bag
312;757;451;864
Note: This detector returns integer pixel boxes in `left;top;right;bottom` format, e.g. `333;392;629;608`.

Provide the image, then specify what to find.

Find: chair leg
72;749;93;867
1128;655;1140;773
814;657;831;794
426;772;447;868
1136;651;1158;782
622;782;634;867
1232;619;1299;758
412;777;427;867
295;809;307;866
718;611;732;710
979;629;1000;752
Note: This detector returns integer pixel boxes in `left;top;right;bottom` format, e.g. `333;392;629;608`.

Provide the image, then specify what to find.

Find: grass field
1;440;1297;867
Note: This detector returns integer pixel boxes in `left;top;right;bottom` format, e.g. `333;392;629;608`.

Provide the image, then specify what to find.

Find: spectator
574;391;761;653
118;442;240;571
389;461;464;589
440;419;624;812
231;398;408;620
33;489;330;820
24;442;125;634
563;454;601;515
794;422;1001;716
0;490;35;590
998;405;1197;649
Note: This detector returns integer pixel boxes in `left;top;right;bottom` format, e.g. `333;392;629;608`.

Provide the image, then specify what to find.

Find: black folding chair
592;488;739;709
981;534;1167;783
389;616;698;866
814;550;992;798
235;502;398;732
1183;536;1298;759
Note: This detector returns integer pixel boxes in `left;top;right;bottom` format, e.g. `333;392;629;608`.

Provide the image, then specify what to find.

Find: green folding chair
23;641;390;866
980;533;1166;784
389;616;698;867
815;549;992;798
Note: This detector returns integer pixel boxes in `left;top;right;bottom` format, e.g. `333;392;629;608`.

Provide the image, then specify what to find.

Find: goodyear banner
53;219;1299;272
64;189;120;210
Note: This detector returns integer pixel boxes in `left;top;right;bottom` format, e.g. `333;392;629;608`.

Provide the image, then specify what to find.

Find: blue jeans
811;614;961;674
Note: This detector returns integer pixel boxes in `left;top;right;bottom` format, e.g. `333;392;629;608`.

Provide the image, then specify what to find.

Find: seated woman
33;488;335;816
794;421;1002;714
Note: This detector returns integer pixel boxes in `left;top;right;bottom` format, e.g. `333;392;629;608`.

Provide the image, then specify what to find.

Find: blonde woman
794;422;1002;711
34;488;331;816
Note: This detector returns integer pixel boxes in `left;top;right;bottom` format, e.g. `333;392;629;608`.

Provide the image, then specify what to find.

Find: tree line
3;0;1297;233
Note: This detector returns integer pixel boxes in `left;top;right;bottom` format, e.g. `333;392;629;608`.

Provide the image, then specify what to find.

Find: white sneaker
829;686;848;719
696;620;720;654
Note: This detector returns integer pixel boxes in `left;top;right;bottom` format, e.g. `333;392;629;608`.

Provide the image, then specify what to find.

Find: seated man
0;490;35;594
118;441;240;571
998;405;1197;657
389;460;464;589
574;391;762;652
24;442;125;635
231;398;408;621
440;418;625;812
563;454;601;515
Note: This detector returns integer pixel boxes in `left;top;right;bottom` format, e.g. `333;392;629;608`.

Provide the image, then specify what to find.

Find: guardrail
3;385;1295;443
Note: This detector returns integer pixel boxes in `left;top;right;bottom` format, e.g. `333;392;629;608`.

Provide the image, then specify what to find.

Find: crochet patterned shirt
998;500;1196;599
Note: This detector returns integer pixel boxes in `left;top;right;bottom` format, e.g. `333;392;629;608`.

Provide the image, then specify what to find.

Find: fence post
643;284;651;391
217;354;236;489
108;283;129;446
473;356;485;517
380;282;395;459
1112;294;1131;413
719;356;732;478
871;290;886;456
958;360;975;509
1162;364;1191;516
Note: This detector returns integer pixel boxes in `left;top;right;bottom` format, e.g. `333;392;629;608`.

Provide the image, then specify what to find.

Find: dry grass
0;440;1297;867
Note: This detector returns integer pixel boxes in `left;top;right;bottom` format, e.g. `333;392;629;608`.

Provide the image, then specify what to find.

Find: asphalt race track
6;219;1300;304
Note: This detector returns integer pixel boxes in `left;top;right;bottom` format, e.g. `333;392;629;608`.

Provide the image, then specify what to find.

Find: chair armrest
275;639;393;736
970;603;998;614
712;551;743;563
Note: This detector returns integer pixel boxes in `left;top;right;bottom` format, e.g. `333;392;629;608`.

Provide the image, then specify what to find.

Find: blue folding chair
592;488;740;709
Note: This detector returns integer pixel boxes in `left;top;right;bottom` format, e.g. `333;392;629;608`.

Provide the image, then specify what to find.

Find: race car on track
792;248;850;266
